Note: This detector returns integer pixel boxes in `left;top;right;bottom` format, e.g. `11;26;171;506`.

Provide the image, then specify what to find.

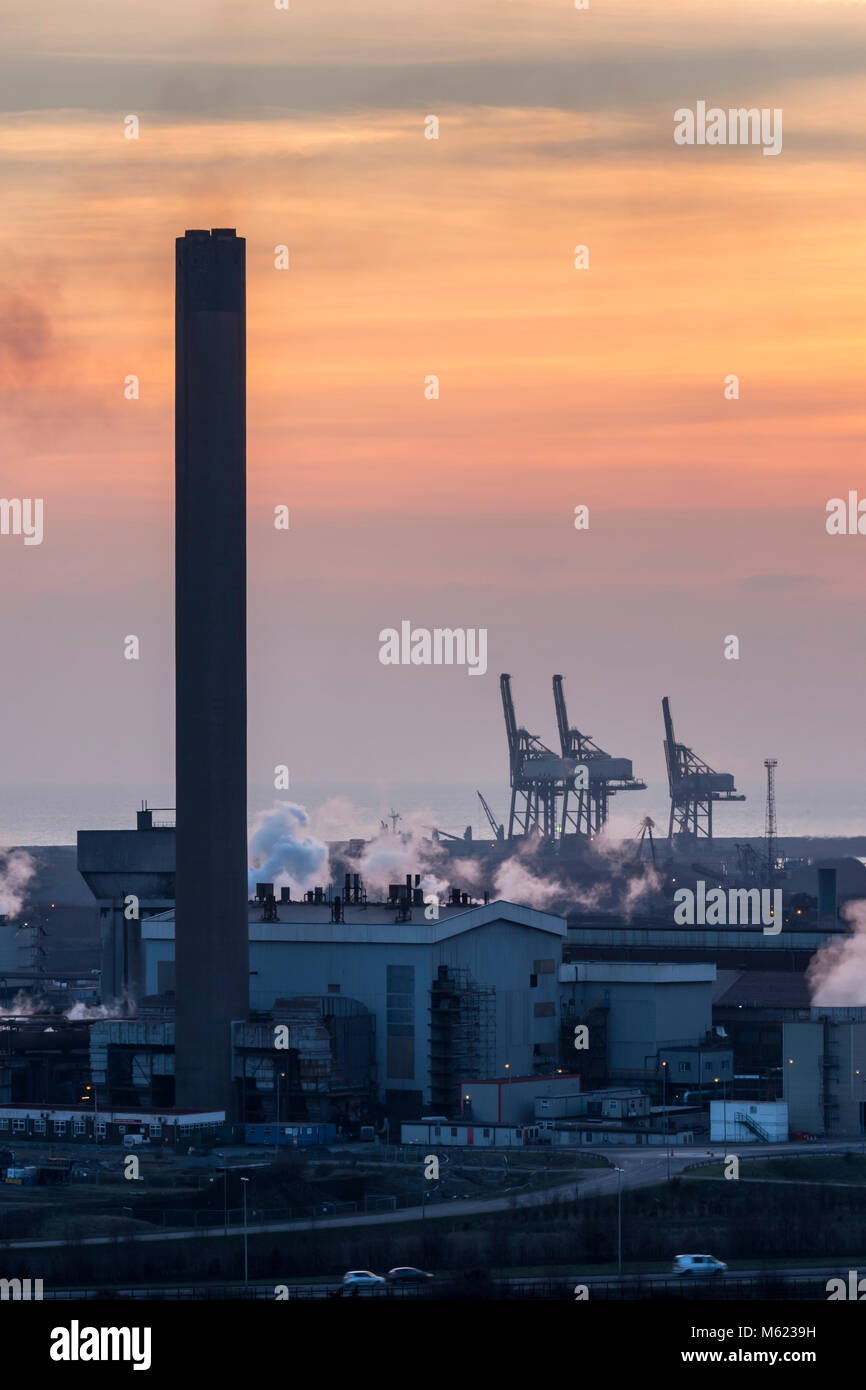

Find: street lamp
661;1061;670;1180
614;1166;624;1275
240;1176;250;1284
274;1071;285;1159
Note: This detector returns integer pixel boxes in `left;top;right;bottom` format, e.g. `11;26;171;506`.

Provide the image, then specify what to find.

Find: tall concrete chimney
174;228;248;1117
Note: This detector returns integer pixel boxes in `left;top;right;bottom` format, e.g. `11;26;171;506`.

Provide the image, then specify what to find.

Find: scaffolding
428;965;496;1113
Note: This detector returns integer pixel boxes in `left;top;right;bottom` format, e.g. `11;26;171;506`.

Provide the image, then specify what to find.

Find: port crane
501;673;577;840
552;675;646;837
662;696;744;845
476;791;504;842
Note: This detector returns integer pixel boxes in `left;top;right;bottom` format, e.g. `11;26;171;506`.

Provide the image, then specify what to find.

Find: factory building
782;1010;866;1137
710;1100;789;1144
89;997;376;1129
0;1105;223;1146
136;898;566;1119
459;1072;582;1126
558;961;731;1094
77;806;175;1007
0;1019;92;1106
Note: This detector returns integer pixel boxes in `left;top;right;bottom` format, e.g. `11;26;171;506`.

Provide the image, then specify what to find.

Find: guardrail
33;1272;831;1301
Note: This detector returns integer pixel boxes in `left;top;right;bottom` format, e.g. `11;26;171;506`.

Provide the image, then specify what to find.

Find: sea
1;779;864;847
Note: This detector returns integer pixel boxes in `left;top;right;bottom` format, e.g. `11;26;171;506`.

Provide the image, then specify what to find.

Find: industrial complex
1;229;865;1179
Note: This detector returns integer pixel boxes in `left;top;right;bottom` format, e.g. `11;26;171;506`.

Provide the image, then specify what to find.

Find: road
3;1140;858;1252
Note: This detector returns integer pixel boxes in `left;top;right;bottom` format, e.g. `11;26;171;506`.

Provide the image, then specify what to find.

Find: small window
328;984;340;994
434;1126;441;1137
483;1128;490;1138
95;1120;107;1137
73;1119;86;1136
33;1118;46;1134
53;1120;67;1135
529;974;538;988
13;1118;26;1132
679;1062;691;1073
0;1119;8;1130
149;1124;162;1137
450;1127;457;1137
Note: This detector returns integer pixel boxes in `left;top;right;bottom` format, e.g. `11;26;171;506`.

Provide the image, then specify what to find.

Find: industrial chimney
174;228;249;1118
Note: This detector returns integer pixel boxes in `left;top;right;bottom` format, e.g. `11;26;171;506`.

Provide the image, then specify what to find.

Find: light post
240;1176;249;1284
661;1060;670;1180
274;1070;285;1159
615;1166;624;1275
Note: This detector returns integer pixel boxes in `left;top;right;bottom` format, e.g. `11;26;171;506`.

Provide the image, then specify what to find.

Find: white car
342;1270;386;1292
672;1254;727;1278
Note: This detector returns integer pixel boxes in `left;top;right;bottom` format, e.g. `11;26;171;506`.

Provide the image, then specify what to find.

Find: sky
1;0;865;836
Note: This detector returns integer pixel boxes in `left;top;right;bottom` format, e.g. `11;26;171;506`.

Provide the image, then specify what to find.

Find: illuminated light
788;1059;794;1064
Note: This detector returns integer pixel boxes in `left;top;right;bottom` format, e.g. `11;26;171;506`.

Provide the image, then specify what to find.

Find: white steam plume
807;899;866;1005
0;848;36;917
248;802;330;896
349;822;449;900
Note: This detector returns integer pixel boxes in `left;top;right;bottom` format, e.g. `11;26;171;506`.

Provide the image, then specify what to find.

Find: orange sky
1;0;865;809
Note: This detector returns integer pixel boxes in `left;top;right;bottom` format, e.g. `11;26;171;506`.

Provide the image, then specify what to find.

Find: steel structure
635;817;657;866
662;696;744;845
501;674;579;839
764;758;778;888
552;675;646;837
476;791;504;841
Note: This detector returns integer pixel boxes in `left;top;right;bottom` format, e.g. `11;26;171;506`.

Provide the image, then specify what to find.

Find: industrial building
558;960;732;1096
710;1100;789;1144
0;1105;224;1146
401;1119;544;1148
88;997;376;1129
782;1010;866;1137
459;1072;582;1126
122;897;566;1119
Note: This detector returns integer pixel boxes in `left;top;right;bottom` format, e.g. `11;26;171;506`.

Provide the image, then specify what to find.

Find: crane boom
476;791;503;840
552;674;570;758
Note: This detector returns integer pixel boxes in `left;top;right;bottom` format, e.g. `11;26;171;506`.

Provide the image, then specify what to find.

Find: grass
685;1155;866;1184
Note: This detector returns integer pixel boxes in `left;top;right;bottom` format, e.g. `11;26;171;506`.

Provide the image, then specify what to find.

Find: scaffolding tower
428;965;496;1114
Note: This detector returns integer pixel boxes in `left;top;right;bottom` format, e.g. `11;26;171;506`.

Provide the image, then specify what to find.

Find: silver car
673;1253;727;1278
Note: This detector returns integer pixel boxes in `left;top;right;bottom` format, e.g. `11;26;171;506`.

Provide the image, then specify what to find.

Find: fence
33;1272;831;1302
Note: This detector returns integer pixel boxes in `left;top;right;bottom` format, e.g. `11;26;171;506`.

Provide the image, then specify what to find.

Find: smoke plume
349;822;449;900
248;801;330;895
0;849;37;917
807;899;866;1005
